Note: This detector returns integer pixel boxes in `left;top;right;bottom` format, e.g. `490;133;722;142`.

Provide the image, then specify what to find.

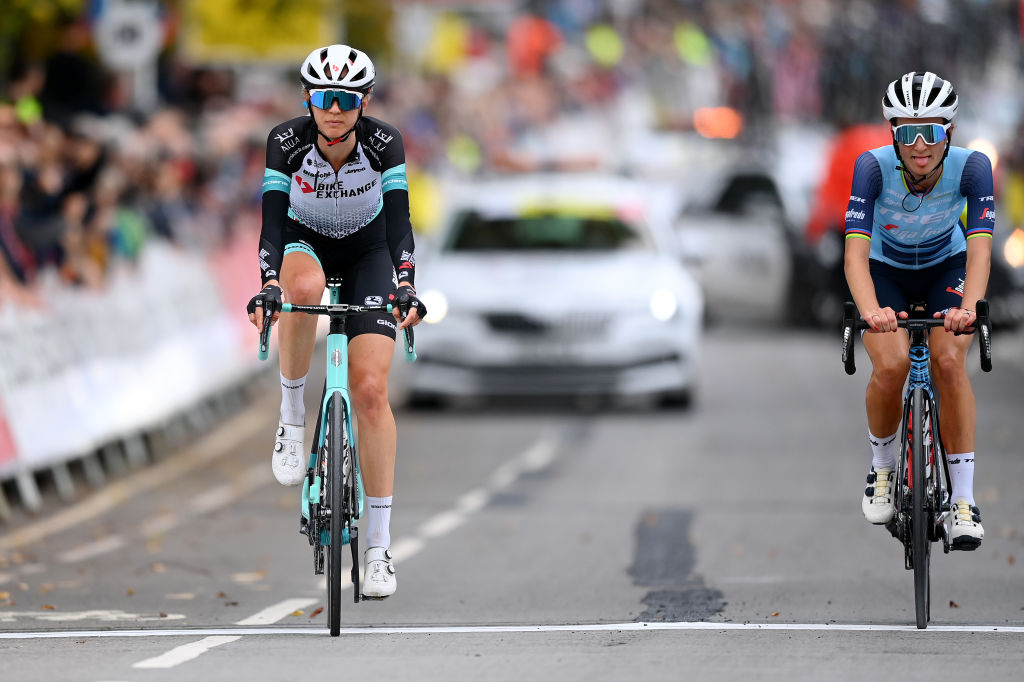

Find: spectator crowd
2;0;1023;302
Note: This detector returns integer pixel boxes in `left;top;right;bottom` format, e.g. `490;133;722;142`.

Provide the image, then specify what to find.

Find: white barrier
0;239;261;481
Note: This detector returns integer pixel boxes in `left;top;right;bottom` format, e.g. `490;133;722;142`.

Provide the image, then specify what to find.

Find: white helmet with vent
882;71;957;122
300;44;375;93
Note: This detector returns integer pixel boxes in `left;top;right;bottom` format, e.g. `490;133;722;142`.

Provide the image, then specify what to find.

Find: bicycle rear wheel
911;386;930;629
325;393;346;637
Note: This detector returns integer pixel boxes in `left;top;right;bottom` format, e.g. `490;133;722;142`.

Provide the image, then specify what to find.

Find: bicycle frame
300;283;363;546
895;323;951;558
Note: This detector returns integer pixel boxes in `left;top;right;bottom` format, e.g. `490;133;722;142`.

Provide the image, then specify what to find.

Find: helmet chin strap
893;137;951;190
311;105;363;147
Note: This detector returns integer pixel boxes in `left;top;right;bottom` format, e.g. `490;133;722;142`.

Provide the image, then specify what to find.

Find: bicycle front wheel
326;393;346;637
911;386;930;629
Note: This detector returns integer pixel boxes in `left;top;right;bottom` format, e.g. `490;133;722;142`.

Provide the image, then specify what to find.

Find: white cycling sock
280;373;307;426
947;452;976;506
869;430;898;470
366;496;392;549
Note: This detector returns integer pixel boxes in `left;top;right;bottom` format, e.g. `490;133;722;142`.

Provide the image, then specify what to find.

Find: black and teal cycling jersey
258;114;416;287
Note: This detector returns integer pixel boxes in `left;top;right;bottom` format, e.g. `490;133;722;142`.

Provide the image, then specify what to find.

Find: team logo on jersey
845;209;866;221
365;296;383;306
849;195;866;204
883;224;900;230
275;128;295;143
980;207;996;221
295;176;316;193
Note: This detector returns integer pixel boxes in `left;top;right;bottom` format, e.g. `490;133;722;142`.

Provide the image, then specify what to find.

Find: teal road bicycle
258;277;416;636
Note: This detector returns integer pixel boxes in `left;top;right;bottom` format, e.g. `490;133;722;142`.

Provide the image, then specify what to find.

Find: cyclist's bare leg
348;333;397;497
862;330;911;437
929;328;975;453
279;252;325;380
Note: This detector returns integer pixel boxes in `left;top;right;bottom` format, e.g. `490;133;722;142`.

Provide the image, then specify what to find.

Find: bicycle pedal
298;516;308;536
359;594;390;602
884;517;900;541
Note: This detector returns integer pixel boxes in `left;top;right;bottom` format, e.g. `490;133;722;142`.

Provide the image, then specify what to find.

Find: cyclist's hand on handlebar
389;285;427;330
862;306;905;333
935;306;976;334
247;283;283;333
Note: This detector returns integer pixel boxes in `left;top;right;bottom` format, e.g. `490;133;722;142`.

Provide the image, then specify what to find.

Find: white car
406;174;703;406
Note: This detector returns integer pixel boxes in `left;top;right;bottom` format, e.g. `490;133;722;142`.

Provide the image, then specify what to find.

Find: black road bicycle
842;299;992;629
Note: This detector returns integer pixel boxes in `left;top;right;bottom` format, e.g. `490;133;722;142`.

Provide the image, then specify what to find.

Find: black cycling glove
389;286;427;319
246;284;283;317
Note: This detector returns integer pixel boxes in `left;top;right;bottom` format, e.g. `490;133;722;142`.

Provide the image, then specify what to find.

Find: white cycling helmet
300;44;375;93
882;71;958;122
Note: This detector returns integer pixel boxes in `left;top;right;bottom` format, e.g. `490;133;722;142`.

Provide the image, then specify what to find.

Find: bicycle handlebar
841;300;993;375
256;302;417;363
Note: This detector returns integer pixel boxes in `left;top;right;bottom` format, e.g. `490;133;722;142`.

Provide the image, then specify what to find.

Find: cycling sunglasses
308;89;364;111
892;122;951;146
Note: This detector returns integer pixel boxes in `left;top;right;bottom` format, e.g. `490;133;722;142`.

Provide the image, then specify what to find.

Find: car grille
483;312;609;338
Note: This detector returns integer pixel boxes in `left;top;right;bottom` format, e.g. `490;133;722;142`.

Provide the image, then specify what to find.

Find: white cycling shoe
950;500;984;551
862;466;895;524
362;547;396;599
272;421;306;486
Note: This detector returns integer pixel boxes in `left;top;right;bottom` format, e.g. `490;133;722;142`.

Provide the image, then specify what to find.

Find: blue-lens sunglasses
892;122;951;146
308;89;364;111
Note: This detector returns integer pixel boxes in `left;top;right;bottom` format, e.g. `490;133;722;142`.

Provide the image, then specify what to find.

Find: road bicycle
258;277;416;636
842;299;991;629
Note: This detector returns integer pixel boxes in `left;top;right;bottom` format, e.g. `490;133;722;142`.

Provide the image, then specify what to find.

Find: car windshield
446;211;649;252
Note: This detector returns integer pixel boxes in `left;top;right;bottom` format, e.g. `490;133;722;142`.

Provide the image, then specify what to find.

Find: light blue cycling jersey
844;145;994;269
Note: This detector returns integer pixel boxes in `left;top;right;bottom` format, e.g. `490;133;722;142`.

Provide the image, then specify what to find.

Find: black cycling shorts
281;216;398;341
869;252;967;315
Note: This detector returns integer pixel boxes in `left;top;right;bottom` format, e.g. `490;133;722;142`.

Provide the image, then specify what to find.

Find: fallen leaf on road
1009;555;1016;565
151;563;166;573
126;588;135;596
224;601;239;606
75;640;86;644
770;612;780;617
41;604;55;610
310;607;323;618
0;592;9;600
39;584;54;594
290;610;304;617
159;612;168;618
949;600;959;608
217;591;228;599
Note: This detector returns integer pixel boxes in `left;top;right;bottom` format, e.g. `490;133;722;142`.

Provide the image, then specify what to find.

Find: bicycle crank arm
350;526;360;603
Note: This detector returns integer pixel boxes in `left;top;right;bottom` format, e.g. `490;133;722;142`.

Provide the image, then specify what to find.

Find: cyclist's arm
959;151;995;315
259;128;292;289
372;125;416;291
843;152;897;331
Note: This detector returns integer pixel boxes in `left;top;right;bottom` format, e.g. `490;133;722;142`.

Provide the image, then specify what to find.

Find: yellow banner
181;0;338;63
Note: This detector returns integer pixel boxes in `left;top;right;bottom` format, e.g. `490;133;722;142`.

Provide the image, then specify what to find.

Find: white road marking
57;536;126;564
0;407;267;551
6;622;1024;639
132;635;240;669
0;609;185;624
234;598;318;626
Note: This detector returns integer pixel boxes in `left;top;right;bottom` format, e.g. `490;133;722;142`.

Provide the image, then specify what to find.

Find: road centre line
7;622;1024;639
132;636;241;669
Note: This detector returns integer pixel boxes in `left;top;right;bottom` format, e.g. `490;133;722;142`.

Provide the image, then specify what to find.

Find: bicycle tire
326;393;345;637
911;386;930;629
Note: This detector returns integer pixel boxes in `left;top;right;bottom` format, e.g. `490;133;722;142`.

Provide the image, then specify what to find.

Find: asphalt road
1;325;1023;681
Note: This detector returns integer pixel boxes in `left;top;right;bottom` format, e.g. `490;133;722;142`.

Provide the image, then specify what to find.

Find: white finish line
5;622;1024;639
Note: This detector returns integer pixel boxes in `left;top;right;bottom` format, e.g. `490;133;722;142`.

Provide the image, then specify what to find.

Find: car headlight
649;288;678;322
419;289;448;324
